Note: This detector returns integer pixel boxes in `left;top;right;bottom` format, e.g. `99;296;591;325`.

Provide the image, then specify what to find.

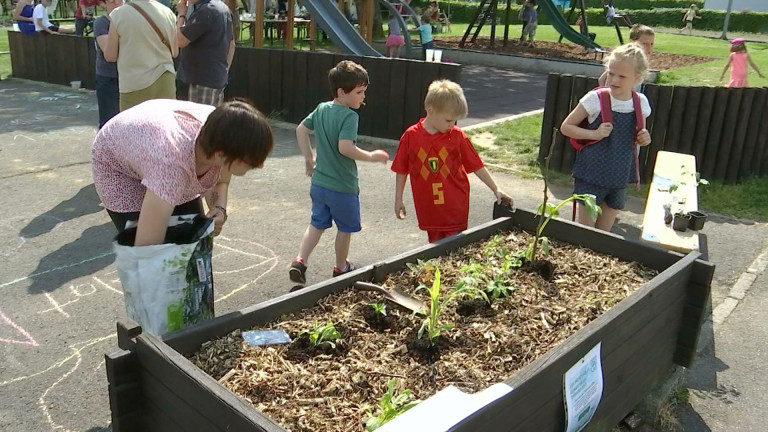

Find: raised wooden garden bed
105;204;713;432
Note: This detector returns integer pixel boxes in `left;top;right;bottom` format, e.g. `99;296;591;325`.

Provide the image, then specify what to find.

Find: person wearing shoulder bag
104;0;178;111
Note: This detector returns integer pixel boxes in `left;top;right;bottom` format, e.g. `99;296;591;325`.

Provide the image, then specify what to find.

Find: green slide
538;0;602;50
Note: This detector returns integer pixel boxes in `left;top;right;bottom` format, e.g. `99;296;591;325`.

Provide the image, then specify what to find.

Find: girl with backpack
560;43;652;231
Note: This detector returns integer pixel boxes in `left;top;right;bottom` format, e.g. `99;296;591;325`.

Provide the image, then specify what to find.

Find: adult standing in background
176;0;234;106
93;0;123;128
75;0;99;36
104;0;177;111
13;0;37;35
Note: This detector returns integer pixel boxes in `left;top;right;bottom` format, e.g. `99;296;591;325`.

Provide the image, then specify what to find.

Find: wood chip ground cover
191;230;658;432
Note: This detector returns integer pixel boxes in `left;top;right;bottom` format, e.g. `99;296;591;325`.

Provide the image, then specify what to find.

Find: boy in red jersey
392;80;513;243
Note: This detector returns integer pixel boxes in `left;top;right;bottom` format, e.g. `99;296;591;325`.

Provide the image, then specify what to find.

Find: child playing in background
561;44;652;232
720;38;764;88
518;0;537;46
679;4;700;35
598;24;655;88
386;12;405;58
392;80;513;243
290;61;389;287
418;15;434;59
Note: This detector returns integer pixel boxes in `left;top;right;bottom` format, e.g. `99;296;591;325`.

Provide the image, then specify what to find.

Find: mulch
433;36;717;70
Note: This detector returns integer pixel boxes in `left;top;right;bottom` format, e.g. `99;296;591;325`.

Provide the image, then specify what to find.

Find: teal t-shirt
418;24;433;44
302;101;360;194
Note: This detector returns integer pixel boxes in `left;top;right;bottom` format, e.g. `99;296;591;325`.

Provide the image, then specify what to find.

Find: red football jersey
391;119;484;231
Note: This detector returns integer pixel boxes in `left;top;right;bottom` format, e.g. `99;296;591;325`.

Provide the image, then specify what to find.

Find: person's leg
573;178;607;228
595;205;619;231
296;184;333;263
75;18;86;36
297;224;325;261
334;231;351;269
594;187;626;231
96;75;120;128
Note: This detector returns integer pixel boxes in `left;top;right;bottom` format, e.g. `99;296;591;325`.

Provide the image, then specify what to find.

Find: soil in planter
523;259;556;282
191;230;658;432
456;298;495;317
285;327;350;362
358;304;402;332
404;326;456;364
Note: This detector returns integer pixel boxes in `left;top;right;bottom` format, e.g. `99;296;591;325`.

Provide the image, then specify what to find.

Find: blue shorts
573;178;627;210
310;183;361;233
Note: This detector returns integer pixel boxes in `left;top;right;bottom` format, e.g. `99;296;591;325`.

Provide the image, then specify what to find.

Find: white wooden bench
640;151;700;253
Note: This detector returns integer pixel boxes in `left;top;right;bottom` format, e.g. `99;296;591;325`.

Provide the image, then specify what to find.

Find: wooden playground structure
246;0;376;50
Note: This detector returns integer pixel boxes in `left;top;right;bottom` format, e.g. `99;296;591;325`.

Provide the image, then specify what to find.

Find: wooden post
309;18;317;51
286;0;295;50
254;0;264;47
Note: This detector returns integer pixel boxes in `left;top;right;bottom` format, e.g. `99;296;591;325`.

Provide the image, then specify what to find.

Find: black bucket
687;211;707;231
673;213;690;232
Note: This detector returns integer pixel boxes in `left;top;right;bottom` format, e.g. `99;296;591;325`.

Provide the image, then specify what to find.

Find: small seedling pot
687;211;707;231
672;213;689;232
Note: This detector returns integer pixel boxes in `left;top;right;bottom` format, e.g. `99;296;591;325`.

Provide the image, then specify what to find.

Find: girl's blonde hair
605;43;649;82
629;24;654;41
425;80;469;119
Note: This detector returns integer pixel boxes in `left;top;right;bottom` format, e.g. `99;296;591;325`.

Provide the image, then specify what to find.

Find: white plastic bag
114;215;215;336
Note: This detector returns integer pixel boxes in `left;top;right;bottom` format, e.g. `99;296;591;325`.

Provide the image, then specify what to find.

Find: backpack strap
597;87;613;124
631;90;644;188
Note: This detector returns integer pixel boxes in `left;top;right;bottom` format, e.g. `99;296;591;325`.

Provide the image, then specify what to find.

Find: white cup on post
434;50;443;62
425;48;435;62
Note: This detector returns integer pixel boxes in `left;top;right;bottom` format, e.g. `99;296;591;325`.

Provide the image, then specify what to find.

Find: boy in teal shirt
290;61;389;287
418;15;434;59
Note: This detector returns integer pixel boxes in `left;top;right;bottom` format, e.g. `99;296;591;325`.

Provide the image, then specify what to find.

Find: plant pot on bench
106;203;713;432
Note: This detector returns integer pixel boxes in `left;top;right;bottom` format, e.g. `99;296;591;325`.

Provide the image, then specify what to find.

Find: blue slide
538;0;601;50
302;0;383;57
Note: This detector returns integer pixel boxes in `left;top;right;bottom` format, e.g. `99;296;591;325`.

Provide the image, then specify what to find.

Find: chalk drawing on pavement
0;308;39;347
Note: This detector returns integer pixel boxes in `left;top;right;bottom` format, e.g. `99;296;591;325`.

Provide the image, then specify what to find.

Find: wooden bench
640;151;699;253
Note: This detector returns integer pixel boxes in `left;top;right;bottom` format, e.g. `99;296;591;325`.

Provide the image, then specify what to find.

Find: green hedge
438;2;768;34
582;0;704;9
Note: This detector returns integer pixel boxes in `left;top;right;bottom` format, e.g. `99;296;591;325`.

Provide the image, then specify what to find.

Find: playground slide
303;0;383;57
538;0;601;50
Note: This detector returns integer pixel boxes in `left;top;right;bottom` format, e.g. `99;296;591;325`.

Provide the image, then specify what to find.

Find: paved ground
460;65;547;127
0;76;765;432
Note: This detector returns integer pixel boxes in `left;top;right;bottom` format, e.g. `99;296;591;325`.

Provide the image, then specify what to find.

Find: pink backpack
569;87;644;151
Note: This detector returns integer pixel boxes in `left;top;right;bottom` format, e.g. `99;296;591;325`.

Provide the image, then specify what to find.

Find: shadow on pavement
27;222;116;294
19;184;103;238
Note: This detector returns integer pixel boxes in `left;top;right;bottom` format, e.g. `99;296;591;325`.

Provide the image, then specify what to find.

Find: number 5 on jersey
432;182;444;205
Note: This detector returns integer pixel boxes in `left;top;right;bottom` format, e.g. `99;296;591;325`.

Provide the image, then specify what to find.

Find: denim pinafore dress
571;109;638;189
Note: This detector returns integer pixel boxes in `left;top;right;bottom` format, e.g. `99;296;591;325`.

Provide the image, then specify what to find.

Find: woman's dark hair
197;99;274;168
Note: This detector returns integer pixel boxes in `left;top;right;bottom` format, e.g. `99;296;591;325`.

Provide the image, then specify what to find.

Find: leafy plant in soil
364;378;420;431
416;268;453;345
286;321;347;361
302;321;341;348
526;132;601;280
360;303;400;332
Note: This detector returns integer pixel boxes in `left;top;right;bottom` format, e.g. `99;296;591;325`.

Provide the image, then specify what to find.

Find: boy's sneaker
332;261;360;278
289;258;307;284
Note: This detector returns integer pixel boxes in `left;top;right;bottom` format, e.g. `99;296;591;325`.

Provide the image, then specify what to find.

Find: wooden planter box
106;205;713;432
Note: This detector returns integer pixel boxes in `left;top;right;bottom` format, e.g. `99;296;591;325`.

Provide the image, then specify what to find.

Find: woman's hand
206;205;227;236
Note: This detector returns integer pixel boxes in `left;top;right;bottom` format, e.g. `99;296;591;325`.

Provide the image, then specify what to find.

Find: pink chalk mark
0;308;39;346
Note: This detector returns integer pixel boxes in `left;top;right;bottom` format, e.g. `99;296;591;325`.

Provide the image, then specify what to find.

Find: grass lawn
434;23;768;87
0;28;10;80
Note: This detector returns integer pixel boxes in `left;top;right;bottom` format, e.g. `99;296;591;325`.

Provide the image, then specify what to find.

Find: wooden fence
7;31;461;140
8;31;96;90
224;48;461;139
539;73;768;183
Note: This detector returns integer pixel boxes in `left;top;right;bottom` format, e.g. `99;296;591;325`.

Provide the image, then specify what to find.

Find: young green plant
365;378;420;431
299;321;341;348
369;302;388;316
416;268;453;345
527;131;601;263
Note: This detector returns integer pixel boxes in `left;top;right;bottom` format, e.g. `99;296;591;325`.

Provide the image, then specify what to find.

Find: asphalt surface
0;77;765;432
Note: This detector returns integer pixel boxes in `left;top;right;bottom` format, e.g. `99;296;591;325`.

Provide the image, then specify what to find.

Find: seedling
528;131;601;263
416;268;453;345
299;321;341;348
369;303;388;316
365;378;420;431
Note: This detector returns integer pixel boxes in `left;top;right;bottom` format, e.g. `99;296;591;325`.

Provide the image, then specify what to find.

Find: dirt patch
191;230;658;432
434;36;717;71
